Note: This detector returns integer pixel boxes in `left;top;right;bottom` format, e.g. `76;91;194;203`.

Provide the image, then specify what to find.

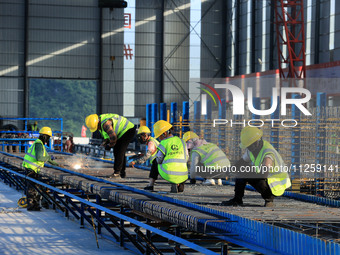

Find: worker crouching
183;131;230;186
222;126;291;207
22;127;59;211
129;126;160;191
153;120;188;193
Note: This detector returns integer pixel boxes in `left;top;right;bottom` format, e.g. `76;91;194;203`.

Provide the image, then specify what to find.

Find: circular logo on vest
171;144;179;151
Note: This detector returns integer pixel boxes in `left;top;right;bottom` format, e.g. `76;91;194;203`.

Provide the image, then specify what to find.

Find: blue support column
151;103;158;137
316;92;326;196
270;96;280;150
182;101;189;134
146;104;152;129
170;102;177;124
218;99;226;149
205;100;212;142
160;103;167;121
251;97;261;120
291;94;301;181
193;101;201;135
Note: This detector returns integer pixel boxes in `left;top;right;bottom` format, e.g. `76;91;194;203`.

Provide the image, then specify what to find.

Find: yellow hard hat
18;197;27;208
240;126;263;149
85;114;99;132
153;120;172;139
138;126;151;134
39;127;52;136
183;131;199;142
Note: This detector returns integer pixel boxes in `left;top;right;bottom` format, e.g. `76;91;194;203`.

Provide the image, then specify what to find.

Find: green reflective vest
149;137;160;163
157;136;188;184
249;140;291;196
99;113;134;140
22;139;47;173
192;143;230;168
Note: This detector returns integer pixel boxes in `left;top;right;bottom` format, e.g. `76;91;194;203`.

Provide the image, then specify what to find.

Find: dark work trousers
234;178;275;202
26;169;41;210
148;160;159;180
113;126;136;176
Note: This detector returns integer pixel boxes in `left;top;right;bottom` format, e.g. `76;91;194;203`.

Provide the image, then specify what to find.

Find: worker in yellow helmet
183;131;230;186
153;120;188;193
222;126;291;207
22;127;59;211
85;113;136;178
128;125;160;191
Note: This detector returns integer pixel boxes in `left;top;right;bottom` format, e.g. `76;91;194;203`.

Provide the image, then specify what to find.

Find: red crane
274;0;306;82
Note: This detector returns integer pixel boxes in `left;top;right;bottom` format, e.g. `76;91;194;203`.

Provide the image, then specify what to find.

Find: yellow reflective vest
149;137;159;163
192;143;230;168
249;140;291;196
99;113;134;139
157;136;188;184
22;139;47;173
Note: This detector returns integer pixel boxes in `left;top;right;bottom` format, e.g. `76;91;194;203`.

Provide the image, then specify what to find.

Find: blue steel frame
0;117;63;151
2;150;339;255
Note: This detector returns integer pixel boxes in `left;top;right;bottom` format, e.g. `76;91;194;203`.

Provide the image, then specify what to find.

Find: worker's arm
155;150;165;164
189;152;200;179
260;156;274;178
102;120;117;147
131;141;157;165
35;143;59;166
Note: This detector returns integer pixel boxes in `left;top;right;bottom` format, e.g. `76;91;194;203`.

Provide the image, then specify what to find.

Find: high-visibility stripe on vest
157;136;188;184
192;143;230;168
22;139;47;173
149;137;159;163
99;113;134;140
249;140;291;196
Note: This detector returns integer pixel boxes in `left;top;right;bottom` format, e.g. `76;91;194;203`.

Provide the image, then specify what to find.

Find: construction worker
128;125;159;190
153;120;188;193
85;113;136;178
64;135;74;153
222;126;291;207
28;121;39;132
22;127;59;211
183;131;230;186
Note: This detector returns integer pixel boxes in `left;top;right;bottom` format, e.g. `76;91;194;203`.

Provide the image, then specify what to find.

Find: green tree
29;79;96;137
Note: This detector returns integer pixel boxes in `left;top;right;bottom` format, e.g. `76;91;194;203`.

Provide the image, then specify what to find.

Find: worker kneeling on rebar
22;127;59;211
129;125;160;191
183;131;230;186
153;120;188;193
222;126;291;207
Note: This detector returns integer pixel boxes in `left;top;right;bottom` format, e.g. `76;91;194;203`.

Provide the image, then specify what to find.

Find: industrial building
0;0;340;254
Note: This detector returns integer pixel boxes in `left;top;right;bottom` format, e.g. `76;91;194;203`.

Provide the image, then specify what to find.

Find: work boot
202;179;216;186
177;182;185;193
264;201;274;207
110;173;121;179
170;184;178;193
221;198;243;206
216;179;223;186
120;173;126;178
144;185;154;191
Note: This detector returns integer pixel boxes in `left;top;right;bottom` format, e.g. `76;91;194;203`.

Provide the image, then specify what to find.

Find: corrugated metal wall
1;0;340;121
0;0;25;118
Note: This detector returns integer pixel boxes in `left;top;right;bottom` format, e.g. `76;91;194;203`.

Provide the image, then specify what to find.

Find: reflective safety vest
157;136;188;184
249;140;291;196
22;139;47;173
192;143;230;168
99;113;134;140
148;137;159;163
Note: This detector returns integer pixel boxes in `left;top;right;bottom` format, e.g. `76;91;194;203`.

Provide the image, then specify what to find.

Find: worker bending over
86;113;136;178
22;127;59;211
183;131;230;186
128;126;159;191
222;127;291;207
153;120;188;193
